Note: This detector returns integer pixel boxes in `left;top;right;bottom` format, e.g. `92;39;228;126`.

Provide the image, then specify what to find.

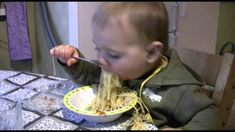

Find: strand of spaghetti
138;55;169;123
88;69;138;112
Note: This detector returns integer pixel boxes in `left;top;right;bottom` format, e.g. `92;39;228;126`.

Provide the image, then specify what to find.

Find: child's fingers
51;46;61;57
50;45;79;66
64;45;76;59
67;58;78;66
52;46;66;59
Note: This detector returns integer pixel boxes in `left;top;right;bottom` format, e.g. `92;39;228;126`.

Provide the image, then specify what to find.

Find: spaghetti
87;69;137;113
86;55;168;130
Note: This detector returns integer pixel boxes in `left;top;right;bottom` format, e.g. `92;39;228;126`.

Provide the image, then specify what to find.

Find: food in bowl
64;69;155;130
86;69;138;113
64;85;138;123
64;70;138;123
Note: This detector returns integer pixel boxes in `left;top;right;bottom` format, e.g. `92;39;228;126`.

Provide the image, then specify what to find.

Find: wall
77;2;101;60
32;2;101;77
27;2;37;72
0;15;10;70
176;2;220;54
33;2;54;75
47;2;69;44
34;2;99;77
215;2;235;54
34;2;71;78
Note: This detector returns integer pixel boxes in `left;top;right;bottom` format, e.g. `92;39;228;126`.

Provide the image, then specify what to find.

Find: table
0;70;158;130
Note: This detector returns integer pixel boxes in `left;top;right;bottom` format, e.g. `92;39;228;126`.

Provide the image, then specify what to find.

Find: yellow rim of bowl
63;85;138;116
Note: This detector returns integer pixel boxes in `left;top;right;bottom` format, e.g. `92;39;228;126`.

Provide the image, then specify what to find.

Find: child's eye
94;47;101;52
109;54;121;59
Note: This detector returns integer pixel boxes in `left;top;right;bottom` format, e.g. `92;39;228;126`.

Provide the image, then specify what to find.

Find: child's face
92;17;157;80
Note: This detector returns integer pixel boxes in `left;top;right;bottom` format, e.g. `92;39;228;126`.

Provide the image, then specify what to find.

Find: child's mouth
100;66;112;72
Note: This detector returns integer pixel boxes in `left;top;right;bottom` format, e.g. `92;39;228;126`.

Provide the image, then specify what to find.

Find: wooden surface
225;101;235;130
225;82;235;130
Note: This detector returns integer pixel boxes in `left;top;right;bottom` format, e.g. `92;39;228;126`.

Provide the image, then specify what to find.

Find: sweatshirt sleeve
181;105;222;130
173;86;222;130
57;50;101;85
60;59;101;85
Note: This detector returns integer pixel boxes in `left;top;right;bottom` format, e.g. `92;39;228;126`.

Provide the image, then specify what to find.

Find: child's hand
50;45;80;66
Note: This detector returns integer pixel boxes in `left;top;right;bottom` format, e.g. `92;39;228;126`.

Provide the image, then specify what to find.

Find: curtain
5;2;32;61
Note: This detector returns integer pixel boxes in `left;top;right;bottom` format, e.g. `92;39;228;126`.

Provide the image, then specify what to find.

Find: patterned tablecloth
0;70;158;130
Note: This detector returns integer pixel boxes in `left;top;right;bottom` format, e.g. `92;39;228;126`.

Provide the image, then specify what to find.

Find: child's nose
98;56;109;66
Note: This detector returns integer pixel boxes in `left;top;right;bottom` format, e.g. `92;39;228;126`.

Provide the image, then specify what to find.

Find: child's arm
61;58;101;85
180;105;222;130
171;86;222;130
50;44;101;85
149;84;222;130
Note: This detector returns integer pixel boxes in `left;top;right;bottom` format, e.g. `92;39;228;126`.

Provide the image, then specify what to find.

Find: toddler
50;2;222;130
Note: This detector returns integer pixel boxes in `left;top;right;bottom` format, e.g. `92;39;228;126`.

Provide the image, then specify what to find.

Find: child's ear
146;41;163;63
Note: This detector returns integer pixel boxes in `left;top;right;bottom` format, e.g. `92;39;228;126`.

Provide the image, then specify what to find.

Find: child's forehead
94;17;138;41
95;15;137;39
108;15;131;30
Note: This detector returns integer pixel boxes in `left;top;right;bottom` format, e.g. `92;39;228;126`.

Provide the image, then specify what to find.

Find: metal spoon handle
72;56;99;66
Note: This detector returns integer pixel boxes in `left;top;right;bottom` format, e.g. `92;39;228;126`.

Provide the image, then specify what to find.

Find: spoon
72;56;99;66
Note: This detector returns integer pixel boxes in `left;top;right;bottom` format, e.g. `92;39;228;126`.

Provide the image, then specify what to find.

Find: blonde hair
92;2;169;55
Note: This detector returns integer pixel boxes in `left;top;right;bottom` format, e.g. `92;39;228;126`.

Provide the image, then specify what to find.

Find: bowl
63;85;138;123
